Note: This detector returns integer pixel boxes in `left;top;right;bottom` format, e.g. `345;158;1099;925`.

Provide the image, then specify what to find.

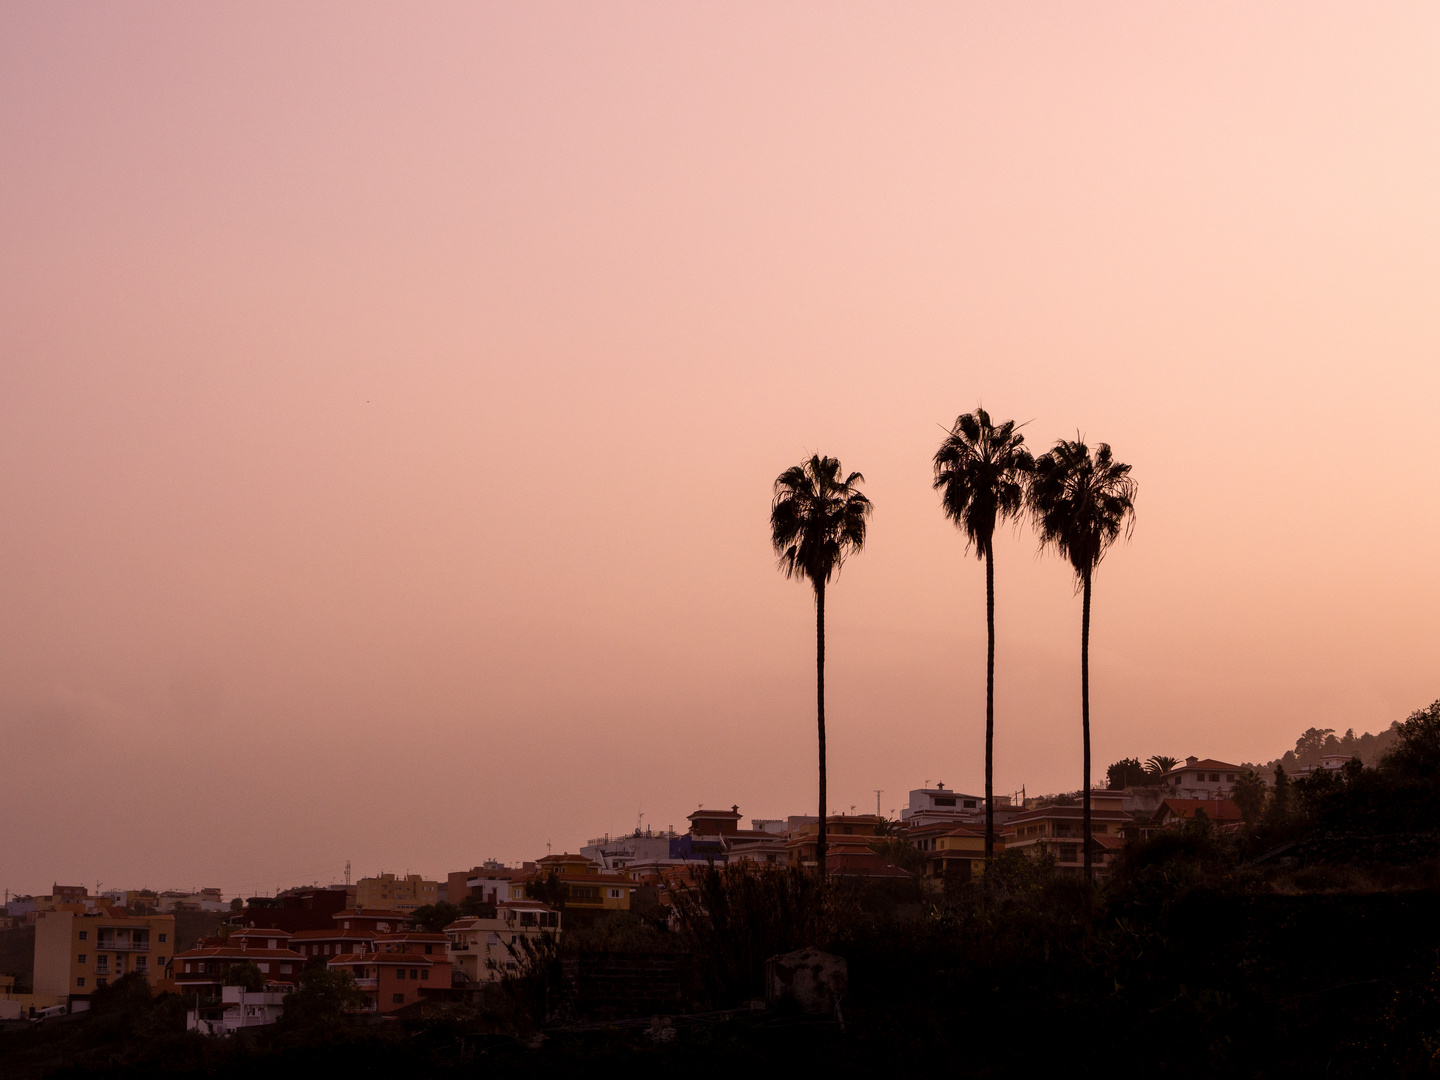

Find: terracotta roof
289;928;377;941
331;908;409;921
375;932;449;942
941;826;985;838
230;927;292;940
1091;834;1127;850
172;945;305;961
329;952;436;967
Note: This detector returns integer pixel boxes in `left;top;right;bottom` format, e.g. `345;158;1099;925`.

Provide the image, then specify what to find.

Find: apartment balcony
353;978;378;990
96;940;151;952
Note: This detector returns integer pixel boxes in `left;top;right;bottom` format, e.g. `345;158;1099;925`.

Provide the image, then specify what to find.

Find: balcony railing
96;940;150;952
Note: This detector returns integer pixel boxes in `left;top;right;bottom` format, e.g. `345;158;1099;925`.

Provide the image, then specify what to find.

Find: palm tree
771;455;872;880
1145;754;1178;780
932;409;1033;867
1028;438;1137;883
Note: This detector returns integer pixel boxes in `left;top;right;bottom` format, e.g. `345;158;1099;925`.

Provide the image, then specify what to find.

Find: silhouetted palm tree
1029;438;1137;882
933;409;1033;867
771;455;872;880
1145;754;1178;779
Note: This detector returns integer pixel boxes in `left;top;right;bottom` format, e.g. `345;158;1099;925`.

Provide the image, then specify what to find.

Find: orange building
326;931;451;1012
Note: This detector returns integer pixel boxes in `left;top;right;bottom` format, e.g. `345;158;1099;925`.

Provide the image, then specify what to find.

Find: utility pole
344;861;351;886
874;789;882;817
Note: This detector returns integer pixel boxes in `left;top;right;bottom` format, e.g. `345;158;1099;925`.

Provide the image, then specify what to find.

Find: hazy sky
2;3;1437;898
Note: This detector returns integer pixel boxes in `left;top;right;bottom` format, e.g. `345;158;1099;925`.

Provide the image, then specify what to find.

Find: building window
258;963;270;973
158;956;165;966
78;955;86;963
424;945;432;955
395;969;404;980
392;993;405;1004
421;969;429;980
76;977;86;988
158;933;167;943
96;978;107;988
78;931;88;941
409;969;418;979
1210;773;1220;782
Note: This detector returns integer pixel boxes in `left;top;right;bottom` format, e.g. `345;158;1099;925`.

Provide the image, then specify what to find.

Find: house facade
445;900;560;983
33;909;177;999
1160;757;1243;799
1002;792;1132;881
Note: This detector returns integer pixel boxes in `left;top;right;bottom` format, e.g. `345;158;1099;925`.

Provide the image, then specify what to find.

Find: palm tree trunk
1081;567;1092;884
815;579;827;880
984;547;995;867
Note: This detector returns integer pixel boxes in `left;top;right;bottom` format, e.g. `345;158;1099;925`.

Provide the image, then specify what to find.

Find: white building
901;784;985;827
444;901;560;983
186;985;285;1035
1160;757;1242;799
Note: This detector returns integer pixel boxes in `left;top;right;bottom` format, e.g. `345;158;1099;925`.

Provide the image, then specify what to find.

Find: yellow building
33;909;177;999
529;854;636;912
354;872;441;913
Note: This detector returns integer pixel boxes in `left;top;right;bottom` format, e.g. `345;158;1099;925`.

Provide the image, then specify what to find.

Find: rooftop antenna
344;861;351;886
874;790;882;817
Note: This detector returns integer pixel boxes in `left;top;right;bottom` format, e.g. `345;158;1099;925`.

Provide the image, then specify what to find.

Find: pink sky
2;3;1436;898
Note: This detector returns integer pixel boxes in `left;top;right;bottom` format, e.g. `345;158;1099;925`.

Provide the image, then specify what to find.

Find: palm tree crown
933;409;1033;559
1028;438;1137;584
771;455;872;587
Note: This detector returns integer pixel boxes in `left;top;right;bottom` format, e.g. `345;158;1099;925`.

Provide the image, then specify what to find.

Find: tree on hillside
1265;764;1293;827
1381;700;1440;782
408;902;460;933
771;454;872;880
1029;438;1137;884
1232;768;1268;825
1106;758;1148;790
933;407;1033;868
224;961;264;992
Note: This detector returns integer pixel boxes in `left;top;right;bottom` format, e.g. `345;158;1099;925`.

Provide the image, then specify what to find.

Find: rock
765;948;847;1013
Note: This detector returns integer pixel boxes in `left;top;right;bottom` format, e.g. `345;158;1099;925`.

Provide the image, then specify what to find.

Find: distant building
158;888;228;913
229;886;357;933
445;901;560;983
354;873;441;913
1002;791;1132;882
786;815;911;878
326;931;452;1013
187;985;286;1035
525;854;637;913
1160;757;1243;799
1151;798;1243;830
918;826;1003;887
901;784;985;827
171;929;306;1001
33;909;177;1000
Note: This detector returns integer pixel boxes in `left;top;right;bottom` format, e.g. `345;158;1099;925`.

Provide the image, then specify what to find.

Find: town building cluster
2;756;1264;1028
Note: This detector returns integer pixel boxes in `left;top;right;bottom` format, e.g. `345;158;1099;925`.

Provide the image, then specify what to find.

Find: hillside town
1;749;1353;1031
